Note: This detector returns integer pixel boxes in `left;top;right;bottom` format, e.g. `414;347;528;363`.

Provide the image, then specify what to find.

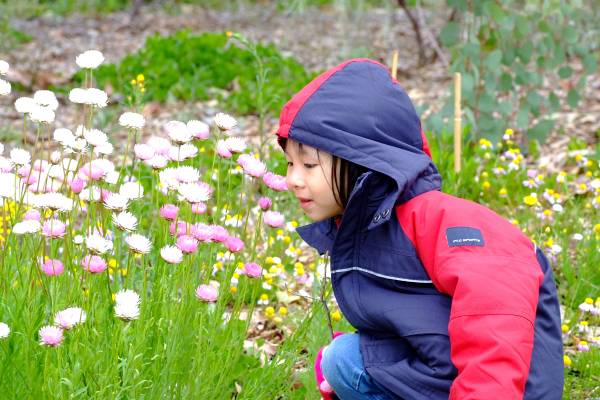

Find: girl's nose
286;168;305;189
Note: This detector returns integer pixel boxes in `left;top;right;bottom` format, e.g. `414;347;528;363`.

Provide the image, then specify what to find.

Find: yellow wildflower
563;355;572;367
136;74;144;82
523;194;538;206
108;258;117;268
265;306;275;318
230;286;237;294
278;306;288;316
499;188;508;197
561;324;569;333
332;310;342;322
482;181;491;190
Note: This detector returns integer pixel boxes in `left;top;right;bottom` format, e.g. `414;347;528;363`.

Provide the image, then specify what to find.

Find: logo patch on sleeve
446;227;485;247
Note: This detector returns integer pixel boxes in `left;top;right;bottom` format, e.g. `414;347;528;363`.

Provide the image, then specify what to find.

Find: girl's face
284;140;343;221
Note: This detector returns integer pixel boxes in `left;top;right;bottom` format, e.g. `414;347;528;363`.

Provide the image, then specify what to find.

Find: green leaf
527;91;542;113
516;108;530;129
461;72;475;93
478;91;496;114
484;49;503;70
517;42;533;64
583;54;598;74
567;89;580;108
548;92;561;112
447;0;468;12
463;42;480;60
440;22;461;47
498;100;513;116
558;66;572;79
528;119;554;142
564;26;578;44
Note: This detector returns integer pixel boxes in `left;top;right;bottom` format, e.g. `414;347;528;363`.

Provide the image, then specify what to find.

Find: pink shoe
315;332;345;400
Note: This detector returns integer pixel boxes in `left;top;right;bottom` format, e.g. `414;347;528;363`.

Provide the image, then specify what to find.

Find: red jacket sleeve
397;191;543;399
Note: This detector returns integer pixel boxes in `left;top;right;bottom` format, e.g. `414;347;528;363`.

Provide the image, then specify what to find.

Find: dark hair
278;137;369;209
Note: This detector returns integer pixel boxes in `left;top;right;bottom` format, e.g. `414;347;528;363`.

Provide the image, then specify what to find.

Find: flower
68;88;87;104
165;120;193;144
86;88;108;108
160;245;184;264
54;307;86;330
33;90;59;110
134;144;155;160
119;181;144;200
175;166;200;183
12;220;41;235
195;284;218;302
30;106;57;124
81;255;107;273
523;193;538;207
14;97;36;114
577;340;590;352
160;204;179;220
176;235;199;254
0;60;8;75
242;262;262;278
264;211;285;228
112;211;137;232
75;50;104;69
119;112;145;129
39;325;64;346
214;113;237;132
125;234;152;254
579;298;595;312
103;192;129;211
263;172;288;191
178;182;211;204
0;79;11;96
258;197;272;211
168;144;197;161
114;289;140;321
32;193;74;212
85;233;113;254
10;148;31;165
42;219;67;238
24;209;41;221
216;140;233;158
69;177;86;194
225;236;244;253
237;154;267;178
191;202;207;214
0;322;9;339
40;258;64;276
83;128;108;147
224;137;246;153
148;136;171;155
187;120;209;139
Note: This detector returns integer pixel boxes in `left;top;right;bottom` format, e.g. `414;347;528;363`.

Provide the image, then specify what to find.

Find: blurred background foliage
1;0;598;145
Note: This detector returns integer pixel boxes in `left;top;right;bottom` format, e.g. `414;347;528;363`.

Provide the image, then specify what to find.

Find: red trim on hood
420;128;432;158
276;58;388;138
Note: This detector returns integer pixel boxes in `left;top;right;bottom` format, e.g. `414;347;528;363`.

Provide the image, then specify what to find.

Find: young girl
276;59;564;399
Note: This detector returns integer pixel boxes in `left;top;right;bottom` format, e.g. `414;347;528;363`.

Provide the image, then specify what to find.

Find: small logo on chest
446;227;485;247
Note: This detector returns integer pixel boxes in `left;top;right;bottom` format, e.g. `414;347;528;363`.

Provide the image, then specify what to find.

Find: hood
276;59;441;244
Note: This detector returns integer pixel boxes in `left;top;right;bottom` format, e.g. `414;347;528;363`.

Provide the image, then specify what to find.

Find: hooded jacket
276;59;564;399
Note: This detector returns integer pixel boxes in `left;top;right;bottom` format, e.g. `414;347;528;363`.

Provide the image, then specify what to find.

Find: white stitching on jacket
332;267;433;283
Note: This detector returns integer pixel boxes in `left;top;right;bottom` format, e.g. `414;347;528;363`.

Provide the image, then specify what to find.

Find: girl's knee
321;334;360;385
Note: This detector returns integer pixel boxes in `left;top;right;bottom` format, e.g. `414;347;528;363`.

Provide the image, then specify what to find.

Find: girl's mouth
298;198;313;208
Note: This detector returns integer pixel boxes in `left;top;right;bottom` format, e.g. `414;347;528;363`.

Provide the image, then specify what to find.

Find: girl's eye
286;161;293;167
304;164;317;169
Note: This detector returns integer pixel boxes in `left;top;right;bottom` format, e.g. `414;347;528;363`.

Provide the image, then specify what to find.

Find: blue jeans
321;333;396;400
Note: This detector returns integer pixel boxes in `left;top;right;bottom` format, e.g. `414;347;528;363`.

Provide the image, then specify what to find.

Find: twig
415;4;449;69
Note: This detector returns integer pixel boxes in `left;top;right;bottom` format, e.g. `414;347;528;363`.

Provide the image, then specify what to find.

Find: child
276;59;564;399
